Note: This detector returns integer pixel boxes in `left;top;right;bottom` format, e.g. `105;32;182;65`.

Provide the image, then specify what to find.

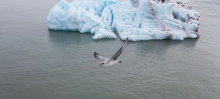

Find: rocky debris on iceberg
47;0;200;41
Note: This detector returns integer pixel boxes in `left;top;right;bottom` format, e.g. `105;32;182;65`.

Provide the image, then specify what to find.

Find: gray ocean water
0;0;220;99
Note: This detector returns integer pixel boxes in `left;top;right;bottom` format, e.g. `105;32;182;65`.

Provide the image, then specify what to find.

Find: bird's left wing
94;52;108;60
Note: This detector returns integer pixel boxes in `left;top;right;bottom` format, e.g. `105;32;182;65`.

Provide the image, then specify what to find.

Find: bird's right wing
110;37;128;60
94;52;108;60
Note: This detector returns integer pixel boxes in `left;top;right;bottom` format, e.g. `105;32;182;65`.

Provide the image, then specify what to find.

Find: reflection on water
124;37;199;58
48;29;92;46
49;29;199;53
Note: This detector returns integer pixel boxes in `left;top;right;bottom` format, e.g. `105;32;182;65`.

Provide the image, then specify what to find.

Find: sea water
0;0;220;99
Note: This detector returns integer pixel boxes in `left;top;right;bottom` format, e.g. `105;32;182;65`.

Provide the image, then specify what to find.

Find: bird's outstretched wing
110;37;128;60
94;52;108;60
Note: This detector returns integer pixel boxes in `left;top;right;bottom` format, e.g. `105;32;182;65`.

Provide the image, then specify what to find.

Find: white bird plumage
94;37;128;67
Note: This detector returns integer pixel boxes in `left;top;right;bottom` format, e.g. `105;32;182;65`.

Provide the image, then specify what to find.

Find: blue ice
47;0;200;41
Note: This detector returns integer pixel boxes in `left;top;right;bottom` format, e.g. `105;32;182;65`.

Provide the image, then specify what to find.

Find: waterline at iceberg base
47;0;200;41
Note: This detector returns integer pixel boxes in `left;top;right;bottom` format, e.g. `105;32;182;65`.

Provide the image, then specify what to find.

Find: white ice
47;0;200;41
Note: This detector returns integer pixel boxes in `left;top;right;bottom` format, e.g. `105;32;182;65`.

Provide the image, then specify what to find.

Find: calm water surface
0;0;220;99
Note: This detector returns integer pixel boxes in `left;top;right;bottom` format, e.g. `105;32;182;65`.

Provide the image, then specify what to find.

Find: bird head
100;63;104;67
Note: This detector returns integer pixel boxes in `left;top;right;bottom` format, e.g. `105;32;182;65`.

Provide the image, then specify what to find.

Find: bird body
103;59;122;66
94;38;128;67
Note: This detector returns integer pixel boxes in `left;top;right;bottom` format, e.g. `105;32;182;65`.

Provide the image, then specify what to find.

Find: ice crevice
47;0;200;41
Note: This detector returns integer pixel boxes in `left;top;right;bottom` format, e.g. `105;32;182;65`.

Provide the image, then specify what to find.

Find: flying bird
94;37;128;67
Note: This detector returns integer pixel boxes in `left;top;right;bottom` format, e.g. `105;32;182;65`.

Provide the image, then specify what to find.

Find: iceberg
47;0;200;41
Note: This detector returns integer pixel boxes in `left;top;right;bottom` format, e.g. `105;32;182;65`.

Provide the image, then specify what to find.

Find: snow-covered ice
47;0;200;41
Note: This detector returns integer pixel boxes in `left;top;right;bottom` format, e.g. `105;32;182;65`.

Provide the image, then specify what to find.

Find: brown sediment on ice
148;0;172;38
